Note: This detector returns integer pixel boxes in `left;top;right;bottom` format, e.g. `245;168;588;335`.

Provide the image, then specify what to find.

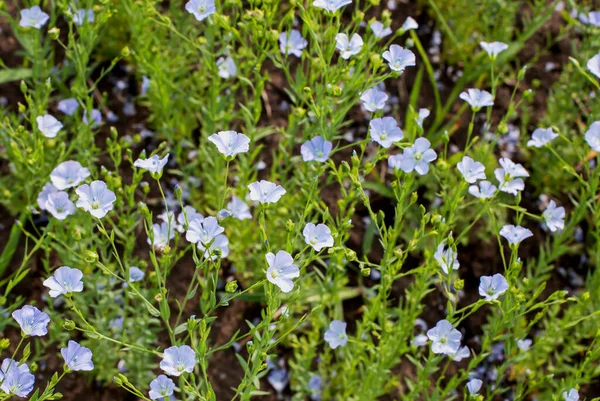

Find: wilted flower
58;98;79;115
416;108;430;128
434;242;459;274
382;45;416;72
266;251;299;293
19;6;49;29
12;306;50;337
36;114;63;138
134;154;169;174
517;338;532;352
402;17;419;31
303;223;334;251
360;87;388;112
324;320;348;349
480;41;508;59
37;183;58;211
587;53;600;79
248;180;286;204
208;131;250;157
301;136;333;162
479;273;509;301
0;367;34;397
45;191;75;220
160;345;197;376
75;180;117;218
279;30;308;57
369;117;404;148
185;0;216;21
388;137;437;175
129;266;145;282
584;121;600;151
335;33;363;60
149;222;176;249
457;156;486;183
198;234;229;259
427;319;462;355
459;89;494;110
312;0;351;12
468;181;497;199
563;389;579;401
494;158;529;195
62;340;94;371
43;266;84;298
149;375;175;400
500;225;533;245
50;161;90;190
217;56;237;79
370;21;392;38
186;216;224;245
543;200;565;232
466;378;483;395
527;127;558;148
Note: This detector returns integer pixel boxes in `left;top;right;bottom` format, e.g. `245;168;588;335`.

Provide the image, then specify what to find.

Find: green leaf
0;68;32;85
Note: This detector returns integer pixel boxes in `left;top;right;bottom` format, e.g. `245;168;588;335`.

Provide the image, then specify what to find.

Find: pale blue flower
325;320;348;349
382;45;416;72
308;375;322;401
73;8;94;25
279;30;308;58
303;223;334;251
177;206;204;232
248;180;286;204
82;109;102;127
58;98;79;115
412;334;429;347
457;156;486;183
149;221;175;249
266;251;299;293
466;378;482;395
494;158;529;195
370;21;392;38
468;181;497;199
312;0;351;12
50;161;90;190
43;266;84;298
76;180;117;218
267;368;289;393
360;87;388;112
527;127;558;147
543;200;565;232
434;241;459;274
301;136;333;162
217;209;231;221
129;266;145;282
581;11;600;26
500;225;533;245
217;56;237;79
62;340;94;371
198;234;229;259
563;389;579;401
141;76;151;95
335;33;363;60
149;375;175;400
459;89;494;110
186;216;224;245
587;53;600;79
37;183;58;211
134;154;169;174
160;345;197;376
426;319;461;355
479;273;509;301
36;114;63;138
389;137;437;175
369;116;403;148
208;131;250;157
452;346;470;361
0;359;30;383
517;338;532;352
0;368;34;397
19;6;49;29
46;191;75;220
402;17;418;31
584;121;600;151
480;41;508;58
12;305;50;337
185;0;216;21
416;108;430;127
227;197;252;220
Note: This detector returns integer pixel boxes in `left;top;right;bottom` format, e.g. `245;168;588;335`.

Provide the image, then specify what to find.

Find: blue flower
129;266;145;282
46;191;75;220
457;156;486;183
148;221;176;249
198;234;229;260
563;389;579;401
324;320;348;349
58;98;79;116
335;33;363;59
360;87;388;112
434;241;459;274
459;89;494;110
82;109;102;127
227;197;252;220
466;378;482;395
543;200;565;232
185;0;216;21
0;367;34;397
369;117;404;148
279;30;308;58
468;180;497;199
499;225;532;245
36;114;63;138
517;338;532;352
370;21;392;38
587;53;600;79
388;138;436;175
61;340;94;371
301;136;333;162
426;319;461;355
186;216;224;245
479;273;509;301
308;375;322;400
527;127;558;148
177;206;204;232
382;45;416;72
75;180;117;218
43;266;84;298
19;6;49;29
266;251;299;293
217;57;237;79
160;345;197;376
267;368;289;393
50;161;90;190
134;154;169;174
584;121;600;151
402;17;419;31
73;8;94;25
494;158;529;195
480;41;508;59
248;180;286;204
12;305;50;337
312;0;351;12
149;375;175;400
303;223;334;251
37;183;58;211
208;131;250;157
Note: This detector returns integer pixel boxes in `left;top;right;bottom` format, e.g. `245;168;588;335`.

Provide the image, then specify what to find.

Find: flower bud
225;280;238;293
85;250;98;263
63;320;76;331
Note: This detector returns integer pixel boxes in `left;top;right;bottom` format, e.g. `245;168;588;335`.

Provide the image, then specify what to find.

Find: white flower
217;56;237;79
382;45;416;72
360;87;388;112
46;192;75;220
402;17;419;31
434;242;459;274
587;53;600;79
36;114;63;138
369;117;404;148
227;197;252;220
312;0;351;12
19;6;49;29
466;379;483;395
527;127;558;147
37;183;59;211
335;33;363;60
480;41;509;58
517;338;532;352
459;89;494;110
208;131;250;157
185;0;216;21
563;389;579;401
248;180;286;204
370;21;392;38
500;225;533;245
279;30;308;58
301;136;333;162
324;320;348;349
479;273;509;301
75;180;117;219
388;137;437;175
266;251;299;293
148;222;175;249
303;223;334;251
584;121;600;151
468;181;497;199
134;154;169;174
426;319;462;355
457;156;486;183
50;161;91;190
186;216;224;245
543;200;565;232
